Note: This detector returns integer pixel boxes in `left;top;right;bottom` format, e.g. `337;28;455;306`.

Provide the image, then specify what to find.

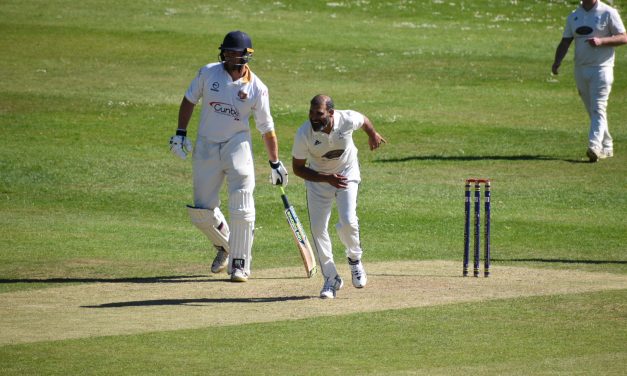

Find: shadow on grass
82;296;314;308
492;258;627;265
369;273;454;278
375;155;588;164
0;274;311;284
0;275;218;284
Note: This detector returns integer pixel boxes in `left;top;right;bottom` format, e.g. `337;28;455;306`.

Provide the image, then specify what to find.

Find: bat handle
280;186;290;209
281;195;290;209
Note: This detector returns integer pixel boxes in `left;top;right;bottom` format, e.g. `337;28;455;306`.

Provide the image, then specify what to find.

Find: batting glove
269;160;288;186
169;129;193;160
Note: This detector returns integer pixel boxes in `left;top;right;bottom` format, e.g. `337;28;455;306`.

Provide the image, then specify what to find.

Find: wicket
463;179;491;277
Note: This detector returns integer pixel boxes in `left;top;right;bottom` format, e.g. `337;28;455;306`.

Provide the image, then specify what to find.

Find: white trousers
575;66;614;151
306;180;362;279
192;131;255;274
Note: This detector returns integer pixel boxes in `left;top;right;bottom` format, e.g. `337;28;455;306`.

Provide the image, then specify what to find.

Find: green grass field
1;0;626;374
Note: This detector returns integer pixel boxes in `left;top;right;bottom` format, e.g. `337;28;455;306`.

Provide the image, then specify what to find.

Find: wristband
269;160;281;169
176;129;187;137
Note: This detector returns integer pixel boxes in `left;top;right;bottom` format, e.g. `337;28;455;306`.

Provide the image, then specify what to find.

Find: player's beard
311;116;330;132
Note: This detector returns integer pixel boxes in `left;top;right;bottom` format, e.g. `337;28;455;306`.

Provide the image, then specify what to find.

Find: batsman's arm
178;97;196;132
168;97;195;160
292;158;347;189
262;130;279;162
263;131;289;186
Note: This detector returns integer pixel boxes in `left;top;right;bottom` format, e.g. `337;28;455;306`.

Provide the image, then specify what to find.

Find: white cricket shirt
185;63;274;142
292;110;365;182
563;1;626;67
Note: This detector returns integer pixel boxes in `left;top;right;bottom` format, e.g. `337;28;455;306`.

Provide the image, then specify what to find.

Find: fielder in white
169;31;288;282
552;0;627;162
292;95;386;299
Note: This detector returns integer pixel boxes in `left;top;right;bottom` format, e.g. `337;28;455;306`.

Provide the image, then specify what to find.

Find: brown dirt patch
1;260;626;345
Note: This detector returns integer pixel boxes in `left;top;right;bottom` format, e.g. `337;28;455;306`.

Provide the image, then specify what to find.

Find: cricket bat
280;187;318;278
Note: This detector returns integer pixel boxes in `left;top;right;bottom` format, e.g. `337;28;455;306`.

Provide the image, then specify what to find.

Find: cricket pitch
1;260;626;345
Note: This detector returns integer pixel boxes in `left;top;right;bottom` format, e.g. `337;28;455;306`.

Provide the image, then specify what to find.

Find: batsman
292;94;386;299
169;31;288;282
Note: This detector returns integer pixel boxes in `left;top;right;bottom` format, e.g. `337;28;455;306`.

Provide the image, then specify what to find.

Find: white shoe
320;275;344;299
586;147;601;162
211;247;228;273
600;149;613;159
348;258;367;288
230;268;249;282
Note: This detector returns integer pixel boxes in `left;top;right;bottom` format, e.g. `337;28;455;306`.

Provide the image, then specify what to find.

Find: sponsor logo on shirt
314;140;322;146
322;149;345;159
576;25;593;35
211;82;220;92
209;101;240;121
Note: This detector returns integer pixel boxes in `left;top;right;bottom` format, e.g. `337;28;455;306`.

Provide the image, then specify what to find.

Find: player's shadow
492;258;627;265
82;296;313;308
376;155;588;164
0;275;217;284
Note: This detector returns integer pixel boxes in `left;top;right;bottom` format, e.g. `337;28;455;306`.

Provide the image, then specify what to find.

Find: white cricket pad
227;221;254;274
226;189;255;274
228;189;255;222
187;206;230;252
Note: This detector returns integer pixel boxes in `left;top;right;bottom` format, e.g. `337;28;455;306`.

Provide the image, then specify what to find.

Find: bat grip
280;187;290;209
281;194;290;209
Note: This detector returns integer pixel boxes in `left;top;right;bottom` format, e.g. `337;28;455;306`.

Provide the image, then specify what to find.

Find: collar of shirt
581;1;599;13
240;65;252;83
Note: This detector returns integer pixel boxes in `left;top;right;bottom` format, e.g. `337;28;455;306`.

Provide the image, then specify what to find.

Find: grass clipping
2;260;626;345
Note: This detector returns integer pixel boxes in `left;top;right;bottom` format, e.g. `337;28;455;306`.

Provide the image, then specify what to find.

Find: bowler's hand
586;37;602;47
368;132;387;151
327;173;348;189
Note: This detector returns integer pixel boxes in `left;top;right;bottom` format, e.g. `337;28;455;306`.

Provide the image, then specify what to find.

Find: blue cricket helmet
219;30;254;53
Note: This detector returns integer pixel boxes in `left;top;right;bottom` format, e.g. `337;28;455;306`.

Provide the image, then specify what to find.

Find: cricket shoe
230;268;249;282
586;147;601;162
211;247;228;273
320;275;344;299
600;149;614;159
348;258;367;288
